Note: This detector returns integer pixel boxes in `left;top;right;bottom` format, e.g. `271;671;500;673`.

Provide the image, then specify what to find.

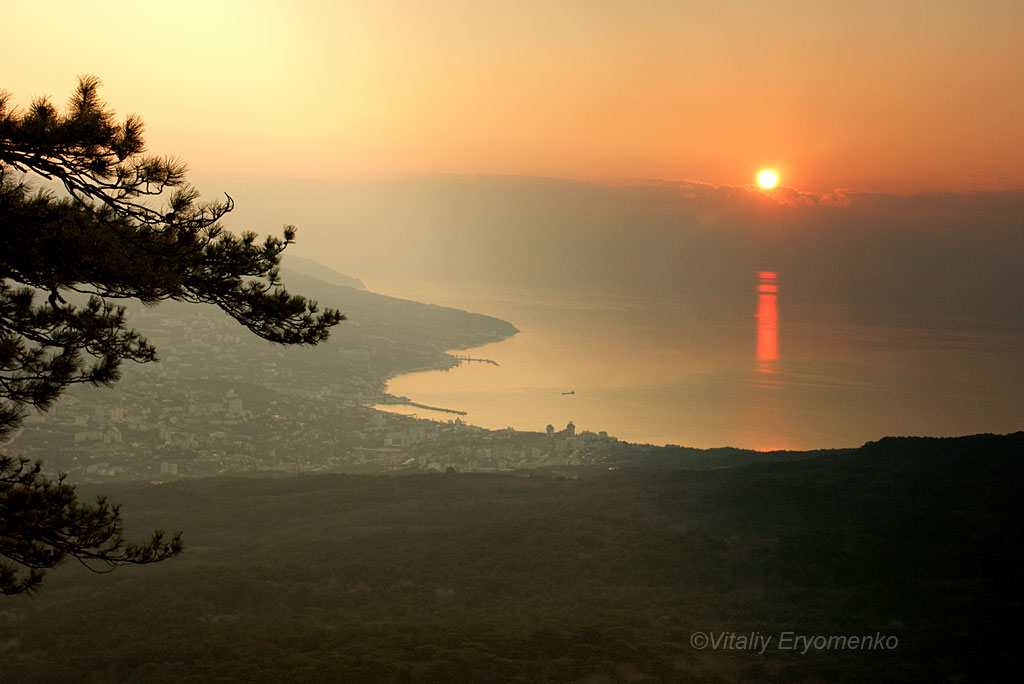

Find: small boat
561;390;575;395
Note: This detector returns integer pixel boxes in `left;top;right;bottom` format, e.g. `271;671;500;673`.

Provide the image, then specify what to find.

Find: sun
757;170;779;188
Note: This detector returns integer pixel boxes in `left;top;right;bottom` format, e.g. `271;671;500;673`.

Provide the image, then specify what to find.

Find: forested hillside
1;433;1019;683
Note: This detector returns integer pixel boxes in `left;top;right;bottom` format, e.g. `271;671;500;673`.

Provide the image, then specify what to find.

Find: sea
369;274;1024;451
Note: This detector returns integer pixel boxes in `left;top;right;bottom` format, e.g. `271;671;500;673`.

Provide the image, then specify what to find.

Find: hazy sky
6;0;1023;193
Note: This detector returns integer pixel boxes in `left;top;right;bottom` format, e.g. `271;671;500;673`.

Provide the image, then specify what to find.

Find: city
9;275;633;482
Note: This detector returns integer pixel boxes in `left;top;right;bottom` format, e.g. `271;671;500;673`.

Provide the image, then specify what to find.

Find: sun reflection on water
756;271;779;373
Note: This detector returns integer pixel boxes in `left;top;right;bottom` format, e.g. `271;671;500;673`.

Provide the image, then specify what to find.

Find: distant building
225;389;243;416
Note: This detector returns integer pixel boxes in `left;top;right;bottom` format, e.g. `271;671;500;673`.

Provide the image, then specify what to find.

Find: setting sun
757;170;779;188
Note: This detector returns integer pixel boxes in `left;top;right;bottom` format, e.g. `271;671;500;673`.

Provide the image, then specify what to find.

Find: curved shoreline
366;325;519;421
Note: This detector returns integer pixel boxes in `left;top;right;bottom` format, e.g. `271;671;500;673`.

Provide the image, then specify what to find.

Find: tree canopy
0;76;344;593
0;455;184;595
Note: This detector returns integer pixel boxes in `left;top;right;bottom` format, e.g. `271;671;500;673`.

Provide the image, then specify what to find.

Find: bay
369;276;1024;450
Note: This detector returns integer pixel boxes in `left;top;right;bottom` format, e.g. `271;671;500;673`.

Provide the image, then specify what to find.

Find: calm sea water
370;275;1024;450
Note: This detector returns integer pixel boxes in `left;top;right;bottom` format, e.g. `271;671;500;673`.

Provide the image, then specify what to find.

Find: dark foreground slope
1;433;1020;683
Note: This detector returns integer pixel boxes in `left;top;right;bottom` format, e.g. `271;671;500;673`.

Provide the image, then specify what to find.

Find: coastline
367;324;519;422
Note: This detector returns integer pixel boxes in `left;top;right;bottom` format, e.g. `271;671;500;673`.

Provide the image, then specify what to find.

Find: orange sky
5;0;1023;193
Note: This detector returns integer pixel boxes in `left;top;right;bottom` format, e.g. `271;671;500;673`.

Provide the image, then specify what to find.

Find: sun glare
757;170;778;188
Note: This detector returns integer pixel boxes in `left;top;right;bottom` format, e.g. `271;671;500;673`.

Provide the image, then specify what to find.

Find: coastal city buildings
8;293;623;482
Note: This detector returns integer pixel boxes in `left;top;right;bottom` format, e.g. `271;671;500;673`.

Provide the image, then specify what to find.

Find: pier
379;395;468;416
452;355;499;367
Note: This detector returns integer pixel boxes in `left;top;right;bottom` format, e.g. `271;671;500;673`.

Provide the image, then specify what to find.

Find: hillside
281;255;366;289
1;432;1019;683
